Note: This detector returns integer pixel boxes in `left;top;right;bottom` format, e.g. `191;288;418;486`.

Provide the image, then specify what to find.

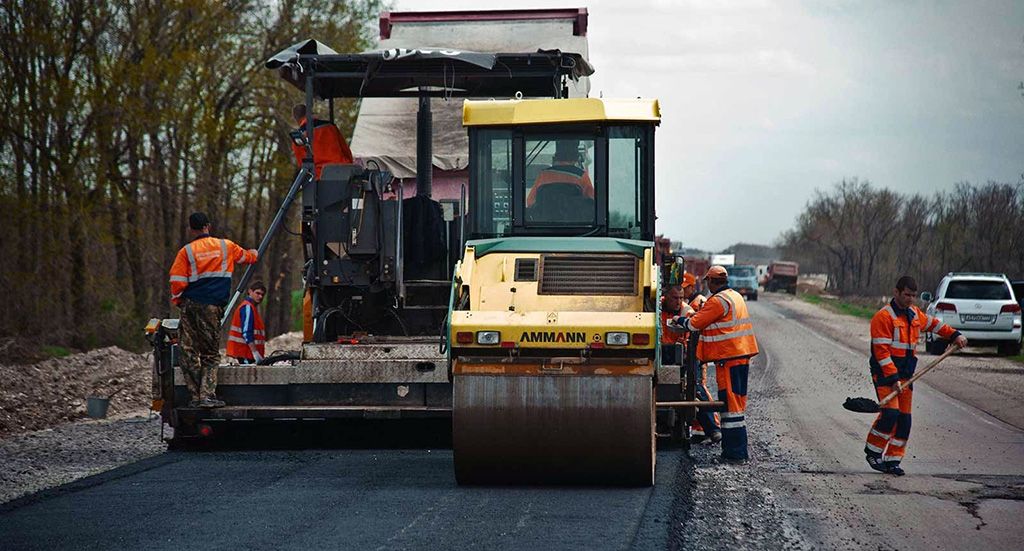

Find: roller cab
450;98;662;485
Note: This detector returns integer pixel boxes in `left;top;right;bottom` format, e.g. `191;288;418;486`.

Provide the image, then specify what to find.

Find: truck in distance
765;261;799;294
728;265;759;301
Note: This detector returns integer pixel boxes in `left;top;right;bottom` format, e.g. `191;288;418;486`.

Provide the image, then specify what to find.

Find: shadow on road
177;418;453;451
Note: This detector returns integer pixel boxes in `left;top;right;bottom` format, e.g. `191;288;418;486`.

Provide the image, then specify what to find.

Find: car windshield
731;267;756;277
945;280;1011;300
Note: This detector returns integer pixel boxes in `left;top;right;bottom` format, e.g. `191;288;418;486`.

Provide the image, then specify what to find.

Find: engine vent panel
539;254;638;296
514;258;538;282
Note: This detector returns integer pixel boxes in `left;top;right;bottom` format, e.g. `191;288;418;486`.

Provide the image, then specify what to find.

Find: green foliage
801;294;876;320
41;345;72;358
291;289;305;332
0;0;382;350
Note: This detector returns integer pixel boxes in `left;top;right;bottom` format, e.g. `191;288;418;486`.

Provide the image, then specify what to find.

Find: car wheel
997;340;1021;356
750;293;758;301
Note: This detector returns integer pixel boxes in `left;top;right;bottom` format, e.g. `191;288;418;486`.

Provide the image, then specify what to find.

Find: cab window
608;127;643;239
524;136;596;226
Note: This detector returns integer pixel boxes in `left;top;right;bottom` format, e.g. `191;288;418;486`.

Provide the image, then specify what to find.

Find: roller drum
453;367;655;486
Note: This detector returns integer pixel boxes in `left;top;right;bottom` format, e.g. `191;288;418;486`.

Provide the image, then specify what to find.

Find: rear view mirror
920;291;933;303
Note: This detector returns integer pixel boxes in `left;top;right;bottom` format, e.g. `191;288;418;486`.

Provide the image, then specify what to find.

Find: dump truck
765;260;799;294
728;264;759;301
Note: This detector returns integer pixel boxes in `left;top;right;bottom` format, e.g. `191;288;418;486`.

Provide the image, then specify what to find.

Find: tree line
0;0;380;351
778;179;1024;296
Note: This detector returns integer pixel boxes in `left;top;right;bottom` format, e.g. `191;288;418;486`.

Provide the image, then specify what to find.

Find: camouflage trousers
179;300;225;402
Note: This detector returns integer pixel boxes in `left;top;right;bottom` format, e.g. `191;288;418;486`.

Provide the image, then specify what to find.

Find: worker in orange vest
227;281;267;364
674;265;758;461
663;273;721;444
291;103;354;179
680;272;721;443
526;139;594;207
169;212;258;408
292;103;353;341
865;276;966;476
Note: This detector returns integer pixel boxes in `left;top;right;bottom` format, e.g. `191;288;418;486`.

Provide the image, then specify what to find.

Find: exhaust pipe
416;90;432;198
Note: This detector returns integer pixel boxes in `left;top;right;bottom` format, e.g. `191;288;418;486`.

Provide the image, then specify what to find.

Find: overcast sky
394;0;1024;250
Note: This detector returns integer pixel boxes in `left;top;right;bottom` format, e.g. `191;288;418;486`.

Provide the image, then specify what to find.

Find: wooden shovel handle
878;345;958;407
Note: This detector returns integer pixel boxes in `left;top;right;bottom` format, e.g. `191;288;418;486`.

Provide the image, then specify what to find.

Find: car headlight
476;331;500;345
605;332;630;346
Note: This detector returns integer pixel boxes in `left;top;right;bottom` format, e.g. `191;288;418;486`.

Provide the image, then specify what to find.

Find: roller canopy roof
265;39;594;99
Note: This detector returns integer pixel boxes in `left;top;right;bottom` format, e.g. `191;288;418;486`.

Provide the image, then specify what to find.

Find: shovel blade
843;396;880;414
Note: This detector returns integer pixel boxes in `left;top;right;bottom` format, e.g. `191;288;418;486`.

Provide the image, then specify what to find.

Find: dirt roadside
0;332;303;505
761;293;1024;429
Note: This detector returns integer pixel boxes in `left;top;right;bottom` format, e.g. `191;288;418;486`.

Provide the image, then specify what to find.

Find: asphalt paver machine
146;40;713;482
146;41;594;444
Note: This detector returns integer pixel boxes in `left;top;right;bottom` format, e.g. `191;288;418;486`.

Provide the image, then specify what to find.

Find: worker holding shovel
861;276;967;476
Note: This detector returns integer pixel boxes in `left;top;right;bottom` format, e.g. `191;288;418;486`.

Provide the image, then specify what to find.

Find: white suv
922;273;1022;355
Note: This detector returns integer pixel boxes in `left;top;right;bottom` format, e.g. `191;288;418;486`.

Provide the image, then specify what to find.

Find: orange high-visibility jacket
870;301;959;386
661;293;709;344
661;309;682;345
526;164;595;207
689;293;707;312
683;288;759;362
292;118;354;179
227;297;265;360
169;235;258;307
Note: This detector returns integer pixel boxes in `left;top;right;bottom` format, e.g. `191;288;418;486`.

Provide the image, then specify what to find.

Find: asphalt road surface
2;297;1022;550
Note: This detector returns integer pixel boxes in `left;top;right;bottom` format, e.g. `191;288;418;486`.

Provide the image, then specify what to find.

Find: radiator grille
539;254;638;295
514;258;537;282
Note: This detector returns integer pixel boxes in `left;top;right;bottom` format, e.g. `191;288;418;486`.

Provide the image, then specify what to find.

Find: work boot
708;431;723;445
883;462;905;476
188;400;200;408
198;397;225;408
690;433;707;444
719;454;748;465
865;452;887;473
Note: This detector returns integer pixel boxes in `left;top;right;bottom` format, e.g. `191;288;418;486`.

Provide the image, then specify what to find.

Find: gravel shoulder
762;293;1024;430
0;332;303;505
0;415;165;505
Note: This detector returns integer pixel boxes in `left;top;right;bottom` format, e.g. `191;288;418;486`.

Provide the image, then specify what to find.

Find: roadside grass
800;293;877;320
41;345;72;358
1009;354;1024;365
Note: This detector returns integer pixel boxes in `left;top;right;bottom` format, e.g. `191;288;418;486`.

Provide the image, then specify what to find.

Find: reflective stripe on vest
182;239;233;282
226;301;266;359
697;288;759;361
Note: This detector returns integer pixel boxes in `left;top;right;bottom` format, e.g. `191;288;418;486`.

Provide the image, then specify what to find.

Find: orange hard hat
704;265;729;280
681;272;696;288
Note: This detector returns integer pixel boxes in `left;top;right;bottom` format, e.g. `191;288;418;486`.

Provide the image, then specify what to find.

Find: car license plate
960;314;994;323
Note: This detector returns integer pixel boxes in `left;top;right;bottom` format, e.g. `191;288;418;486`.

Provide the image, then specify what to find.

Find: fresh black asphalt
0;425;691;551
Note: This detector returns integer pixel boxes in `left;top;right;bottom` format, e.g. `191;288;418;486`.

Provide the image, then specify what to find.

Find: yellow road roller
448;98;664;485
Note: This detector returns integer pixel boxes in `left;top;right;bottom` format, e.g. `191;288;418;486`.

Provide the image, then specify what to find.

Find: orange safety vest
870;301;958;385
526;164;595;207
685;288;759;362
292;117;354;179
660;310;682;345
660;294;708;344
227;298;266;360
169;235;257;306
689;293;707;312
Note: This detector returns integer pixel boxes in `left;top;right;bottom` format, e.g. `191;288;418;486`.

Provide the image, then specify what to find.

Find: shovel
843;345;958;413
